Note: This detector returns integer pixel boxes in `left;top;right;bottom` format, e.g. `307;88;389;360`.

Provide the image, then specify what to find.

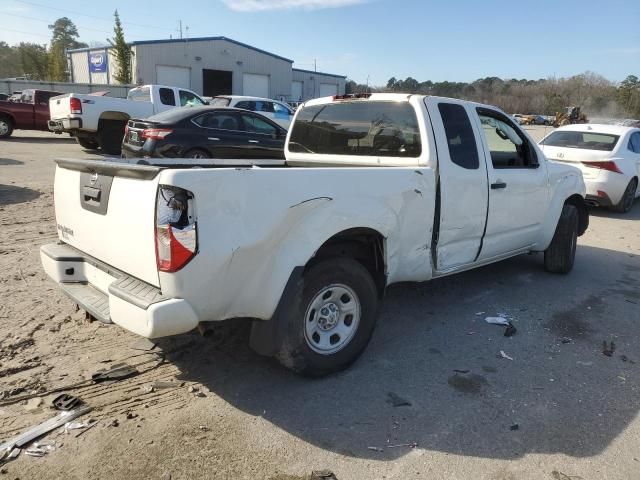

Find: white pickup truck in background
48;85;207;155
41;93;588;376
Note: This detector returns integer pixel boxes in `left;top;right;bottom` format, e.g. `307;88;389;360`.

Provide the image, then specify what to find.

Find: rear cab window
541;131;620;152
438;103;479;169
179;90;206;107
288;101;421;157
128;87;151;102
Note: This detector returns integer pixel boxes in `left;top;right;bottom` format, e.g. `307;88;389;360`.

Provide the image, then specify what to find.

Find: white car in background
209;95;294;129
540;124;640;213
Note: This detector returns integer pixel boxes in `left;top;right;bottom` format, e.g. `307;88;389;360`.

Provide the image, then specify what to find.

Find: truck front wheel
0;115;14;139
275;258;379;377
544;204;578;274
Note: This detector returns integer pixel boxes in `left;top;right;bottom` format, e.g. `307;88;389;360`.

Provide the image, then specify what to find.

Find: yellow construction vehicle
554;106;588;127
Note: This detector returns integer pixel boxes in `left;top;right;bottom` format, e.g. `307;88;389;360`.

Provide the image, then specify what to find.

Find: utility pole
314;59;317;72
178;20;183;39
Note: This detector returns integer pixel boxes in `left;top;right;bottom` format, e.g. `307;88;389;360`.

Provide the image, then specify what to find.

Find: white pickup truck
48;85;207;155
41;93;588;376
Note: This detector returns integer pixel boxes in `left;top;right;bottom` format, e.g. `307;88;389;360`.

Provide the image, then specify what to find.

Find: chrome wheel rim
304;283;361;355
189;151;206;159
0;120;8;136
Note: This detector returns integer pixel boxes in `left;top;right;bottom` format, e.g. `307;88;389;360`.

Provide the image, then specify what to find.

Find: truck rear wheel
76;136;99;150
275;257;379;377
0;115;13;139
99;121;126;155
544;204;578;274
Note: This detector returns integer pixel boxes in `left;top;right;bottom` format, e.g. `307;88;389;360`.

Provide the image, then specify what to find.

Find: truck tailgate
49;94;71;119
53;159;161;287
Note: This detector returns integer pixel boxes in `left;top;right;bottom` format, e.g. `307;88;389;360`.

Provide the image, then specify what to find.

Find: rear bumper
48;117;82;132
584;173;629;207
40;242;199;338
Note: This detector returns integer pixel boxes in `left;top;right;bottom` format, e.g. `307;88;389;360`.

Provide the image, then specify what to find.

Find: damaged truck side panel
41;93;588;376
156;166;437;323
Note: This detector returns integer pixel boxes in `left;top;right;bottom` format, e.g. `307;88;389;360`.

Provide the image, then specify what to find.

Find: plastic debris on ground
499;350;514;361
485;316;510;326
91;363;138;383
63;418;97;433
52;393;82;411
311;470;338;480
0;406;91;456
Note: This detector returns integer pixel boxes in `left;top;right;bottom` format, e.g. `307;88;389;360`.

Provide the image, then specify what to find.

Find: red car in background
0;89;62;138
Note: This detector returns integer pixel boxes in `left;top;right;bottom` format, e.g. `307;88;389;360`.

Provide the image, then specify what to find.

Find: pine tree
108;10;132;84
47;17;87;81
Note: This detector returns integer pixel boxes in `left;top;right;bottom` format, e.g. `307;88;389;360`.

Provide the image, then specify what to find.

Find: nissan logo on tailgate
89;172;99;186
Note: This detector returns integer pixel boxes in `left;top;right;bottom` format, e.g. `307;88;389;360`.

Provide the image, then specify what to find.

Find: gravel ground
0;128;638;480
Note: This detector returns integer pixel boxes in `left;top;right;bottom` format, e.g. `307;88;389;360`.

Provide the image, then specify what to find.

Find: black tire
544;204;578;274
0;115;14;139
184;149;210;159
275;257;379;377
98;122;126;155
610;178;637;214
76;136;99;150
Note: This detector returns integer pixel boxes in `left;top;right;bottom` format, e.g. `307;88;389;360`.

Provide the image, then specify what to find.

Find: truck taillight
155;186;197;273
70;97;82;114
142;128;173;140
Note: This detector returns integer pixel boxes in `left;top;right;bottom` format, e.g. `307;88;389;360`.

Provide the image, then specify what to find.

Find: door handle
248;140;259;144
207;137;220;141
491;182;507;189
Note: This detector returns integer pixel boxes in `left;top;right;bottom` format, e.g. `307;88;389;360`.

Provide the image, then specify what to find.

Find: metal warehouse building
67;36;346;102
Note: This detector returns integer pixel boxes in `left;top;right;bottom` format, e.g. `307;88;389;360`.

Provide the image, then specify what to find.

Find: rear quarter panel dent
158;167;435;321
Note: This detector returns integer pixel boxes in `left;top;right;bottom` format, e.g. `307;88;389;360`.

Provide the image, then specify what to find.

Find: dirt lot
0;128;639;480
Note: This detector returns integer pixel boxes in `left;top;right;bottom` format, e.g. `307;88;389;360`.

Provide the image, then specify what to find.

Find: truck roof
303;93;497;112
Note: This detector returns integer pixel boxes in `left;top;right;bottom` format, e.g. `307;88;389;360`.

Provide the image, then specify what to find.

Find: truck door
424;98;489;272
471;107;549;259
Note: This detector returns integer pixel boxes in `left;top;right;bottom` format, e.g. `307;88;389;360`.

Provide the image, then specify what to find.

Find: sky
1;0;638;86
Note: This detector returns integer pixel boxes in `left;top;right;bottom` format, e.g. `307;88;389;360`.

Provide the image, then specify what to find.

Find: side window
21;90;34;103
209;112;240;131
179;90;204;107
273;102;291;115
241;114;277;135
260;102;275;113
159;88;176;106
235;101;255;111
438;103;479;169
628;132;640;153
476;108;538;169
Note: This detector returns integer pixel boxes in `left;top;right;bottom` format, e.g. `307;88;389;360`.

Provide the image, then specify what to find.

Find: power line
2;27;50;39
14;0;173;32
2;11;147;39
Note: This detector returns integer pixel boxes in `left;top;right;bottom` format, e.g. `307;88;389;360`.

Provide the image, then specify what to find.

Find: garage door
291;81;303;102
156;65;191;89
243;73;270;98
319;83;338;97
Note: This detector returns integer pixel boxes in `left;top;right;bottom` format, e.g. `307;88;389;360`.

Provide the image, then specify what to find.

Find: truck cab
0;89;62;138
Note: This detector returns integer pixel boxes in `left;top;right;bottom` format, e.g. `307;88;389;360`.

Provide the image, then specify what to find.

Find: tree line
346;73;640;119
0;12;132;84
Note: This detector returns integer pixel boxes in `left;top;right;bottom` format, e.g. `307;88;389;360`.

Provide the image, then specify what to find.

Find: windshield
209;97;231;107
288;101;421;157
541;131;619;151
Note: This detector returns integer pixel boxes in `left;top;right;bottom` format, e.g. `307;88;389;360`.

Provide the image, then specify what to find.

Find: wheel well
309;228;386;296
99;111;130;123
0;112;14;124
565;194;589;236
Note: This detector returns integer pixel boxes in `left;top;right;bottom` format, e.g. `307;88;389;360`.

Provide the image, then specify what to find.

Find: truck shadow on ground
0;184;41;205
588;202;640;220
162;242;639;461
3;135;76;144
0;158;23;166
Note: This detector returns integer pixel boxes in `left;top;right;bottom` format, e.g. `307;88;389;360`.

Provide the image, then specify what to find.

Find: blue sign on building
88;51;107;73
